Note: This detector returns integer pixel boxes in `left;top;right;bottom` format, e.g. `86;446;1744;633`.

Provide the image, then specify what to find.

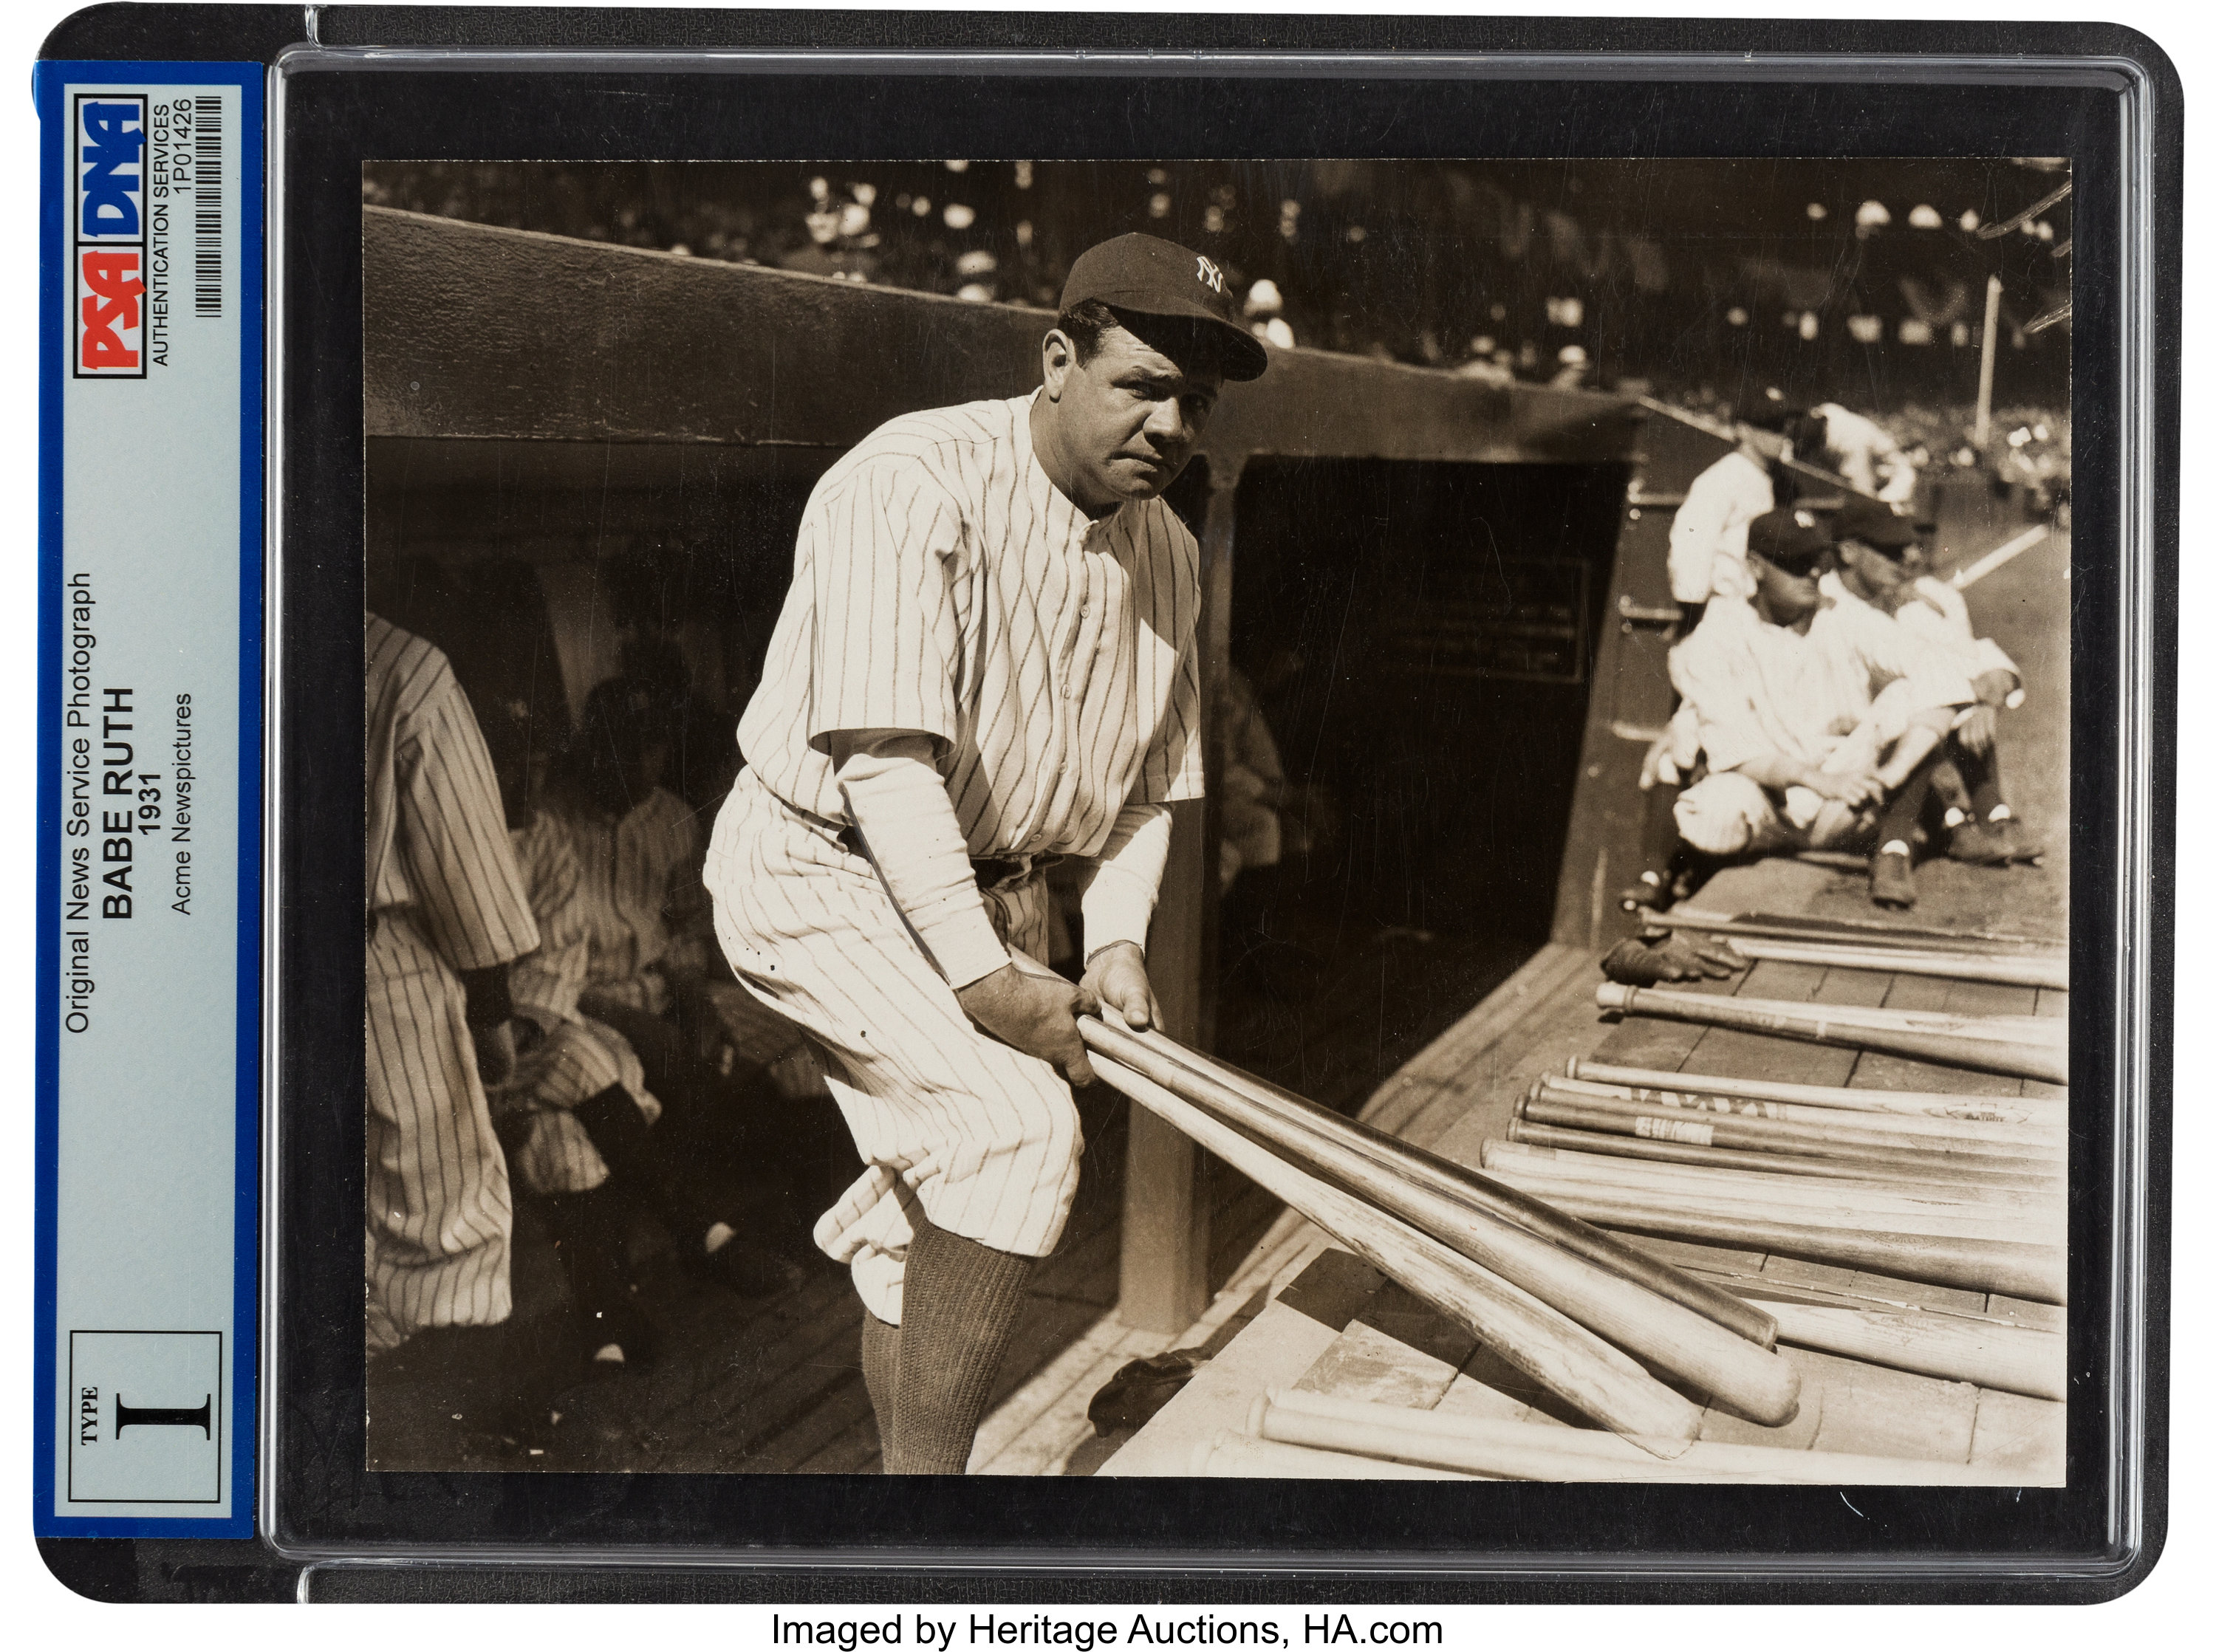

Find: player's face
1751;552;1822;623
1839;539;1909;600
1053;325;1223;506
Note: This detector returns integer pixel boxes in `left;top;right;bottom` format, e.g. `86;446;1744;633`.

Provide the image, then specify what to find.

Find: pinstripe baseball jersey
711;391;1208;1323
366;614;538;966
736;391;1206;857
493;811;661;1198
363;614;538;1352
536;785;708;1015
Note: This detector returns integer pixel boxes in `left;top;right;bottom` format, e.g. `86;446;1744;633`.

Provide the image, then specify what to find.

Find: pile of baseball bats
1060;1007;1804;1456
1478;1057;2068;1343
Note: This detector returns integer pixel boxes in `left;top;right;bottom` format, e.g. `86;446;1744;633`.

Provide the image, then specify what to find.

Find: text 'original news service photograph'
358;157;2070;1484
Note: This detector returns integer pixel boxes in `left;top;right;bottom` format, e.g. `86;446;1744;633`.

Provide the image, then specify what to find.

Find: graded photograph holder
30;6;2175;1605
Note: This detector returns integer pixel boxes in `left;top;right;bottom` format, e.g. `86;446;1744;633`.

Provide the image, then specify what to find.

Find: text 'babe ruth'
708;234;1268;1473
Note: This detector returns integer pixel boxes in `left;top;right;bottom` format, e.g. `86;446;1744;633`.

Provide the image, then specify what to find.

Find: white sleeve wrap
836;749;1010;990
1079;803;1174;959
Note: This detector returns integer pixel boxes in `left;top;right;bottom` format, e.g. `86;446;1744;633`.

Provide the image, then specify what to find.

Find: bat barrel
1115;1025;1781;1349
1084;1021;1799;1420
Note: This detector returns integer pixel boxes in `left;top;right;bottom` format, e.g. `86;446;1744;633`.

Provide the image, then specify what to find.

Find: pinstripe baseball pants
365;908;513;1354
706;769;1082;1326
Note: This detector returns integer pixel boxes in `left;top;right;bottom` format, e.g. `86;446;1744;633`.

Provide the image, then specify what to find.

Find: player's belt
835;823;1062;891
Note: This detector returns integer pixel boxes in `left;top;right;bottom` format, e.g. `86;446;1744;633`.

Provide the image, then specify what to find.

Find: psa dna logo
72;93;147;379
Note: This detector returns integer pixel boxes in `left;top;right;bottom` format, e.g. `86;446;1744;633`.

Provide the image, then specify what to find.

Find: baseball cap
1060;233;1271;381
1745;507;1832;574
1833;493;1918;556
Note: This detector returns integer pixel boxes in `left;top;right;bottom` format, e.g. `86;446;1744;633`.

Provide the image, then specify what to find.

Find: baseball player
1796;401;1918;504
1828;494;2042;865
1668;510;1973;909
1629;408;1789;914
1666;411;1787;620
708;233;1267;1473
364;613;539;1357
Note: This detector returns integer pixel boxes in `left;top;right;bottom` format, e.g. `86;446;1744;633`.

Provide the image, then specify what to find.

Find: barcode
193;95;222;317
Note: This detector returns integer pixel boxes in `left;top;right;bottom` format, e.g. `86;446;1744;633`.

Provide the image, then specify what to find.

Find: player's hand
1956;703;2000;758
1081;941;1160;1032
957;964;1100;1087
1972;670;2017;709
471;1020;519;1088
1804;767;1886;809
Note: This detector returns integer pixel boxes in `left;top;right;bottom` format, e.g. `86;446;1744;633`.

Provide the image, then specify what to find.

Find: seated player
507;681;806;1323
1827;495;2042;866
1631;400;1795;911
1668;508;1974;909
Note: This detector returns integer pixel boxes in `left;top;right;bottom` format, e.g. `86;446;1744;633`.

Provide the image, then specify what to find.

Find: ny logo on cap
1793;510;1817;529
1194;256;1225;295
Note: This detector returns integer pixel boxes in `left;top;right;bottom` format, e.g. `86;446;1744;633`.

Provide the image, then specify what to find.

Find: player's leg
364;916;514;1351
706;784;1083;1469
886;1207;1038;1473
1950;736;2045;863
1863;747;1944;908
1672;770;1779;859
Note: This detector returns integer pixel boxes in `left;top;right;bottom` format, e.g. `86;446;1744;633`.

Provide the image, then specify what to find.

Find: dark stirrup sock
885;1213;1035;1475
574;1081;720;1239
1636;783;1683;887
1875;749;1942;849
860;1309;901;1462
1953;741;2009;822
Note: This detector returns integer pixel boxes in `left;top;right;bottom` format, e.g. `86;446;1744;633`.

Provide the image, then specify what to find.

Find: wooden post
1117;471;1238;1332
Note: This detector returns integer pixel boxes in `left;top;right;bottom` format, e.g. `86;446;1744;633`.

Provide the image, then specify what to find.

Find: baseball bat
1188;1430;1476;1481
1505;1120;2062;1194
1522;1090;2062;1173
1761;1303;2066;1401
1531;1080;2064;1159
1079;1046;1708;1447
1601;993;2063;1045
1482;1165;2056;1248
1697;936;2068;992
1471;1176;2066;1303
998;946;1772;1348
1107;1024;1781;1349
1083;1021;1800;1421
1257;1389;2053;1485
1593;983;2070;1084
1567;1058;2064;1123
1484;1141;2053;1219
1656;907;2062;956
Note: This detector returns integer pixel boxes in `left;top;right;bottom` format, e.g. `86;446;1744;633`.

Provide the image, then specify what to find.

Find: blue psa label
35;61;263;1540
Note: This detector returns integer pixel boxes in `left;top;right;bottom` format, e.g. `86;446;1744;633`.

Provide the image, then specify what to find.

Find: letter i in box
73;94;146;379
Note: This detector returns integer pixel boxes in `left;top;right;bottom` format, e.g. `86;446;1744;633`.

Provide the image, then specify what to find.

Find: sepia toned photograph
358;155;2070;1486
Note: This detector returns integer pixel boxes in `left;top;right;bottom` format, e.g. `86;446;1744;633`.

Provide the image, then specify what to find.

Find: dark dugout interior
1211;456;1628;1113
